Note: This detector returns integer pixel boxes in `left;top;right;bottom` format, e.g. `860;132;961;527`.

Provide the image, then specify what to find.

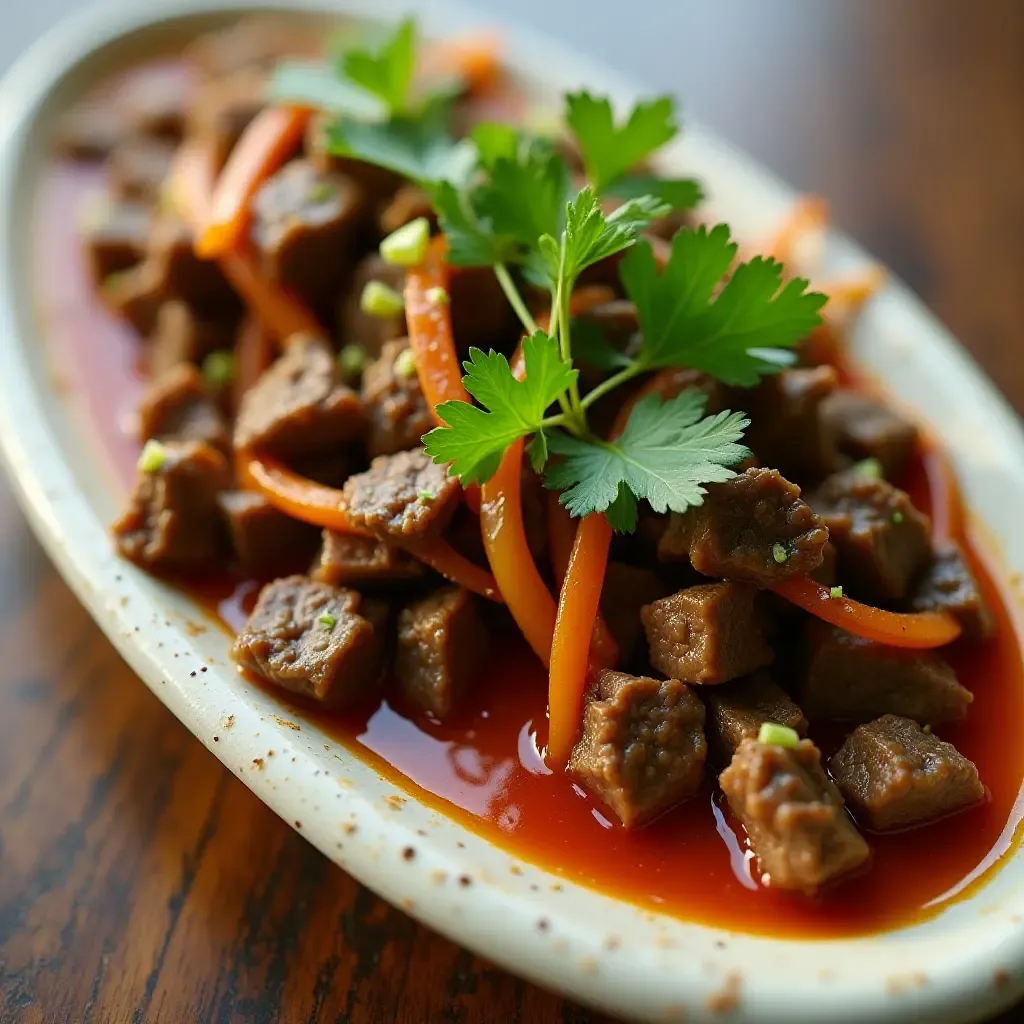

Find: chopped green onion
395;347;418;379
360;280;405;319
202;350;236;387
338;343;367;381
138;439;168;474
318;612;338;628
892;510;904;524
307;180;336;203
829;585;844;599
425;285;449;305
418;489;435;502
758;722;800;749
772;542;789;564
853;457;883;480
379;216;431;267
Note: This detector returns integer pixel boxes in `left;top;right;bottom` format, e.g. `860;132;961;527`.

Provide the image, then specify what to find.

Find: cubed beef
741;366;843;484
233;335;364;458
641;583;774;685
820;390;917;480
830;715;984;831
396;586;488;718
54;99;123;161
449;266;520;356
122;64;192;142
802;620;972;725
108;137;177;203
252;159;365;316
704;671;808;767
568;670;707;829
379;185;437;235
810;468;932;603
809;541;839;588
911;547;994;642
338;254;406;357
361;339;434;457
102;263;162;335
311;530;425;589
305;113;403;205
82;196;151;283
217;490;320;573
659;468;828;586
147;212;239;313
720;737;870;893
137;364;230;453
343;449;461;542
600;563;672;661
112;440;229;569
148;301;236;377
232;576;387;707
185;16;318;79
187;69;266;171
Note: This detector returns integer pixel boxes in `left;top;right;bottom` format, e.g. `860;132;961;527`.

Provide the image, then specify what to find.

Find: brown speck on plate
402;845;416;861
184;620;207;636
458;874;472;888
536;917;550;932
294;820;302;829
343;822;357;835
224;715;235;729
252;757;263;769
212;736;219;742
272;715;301;730
705;971;742;1014
509;864;523;876
430;870;447;884
885;972;928;995
604;936;621;951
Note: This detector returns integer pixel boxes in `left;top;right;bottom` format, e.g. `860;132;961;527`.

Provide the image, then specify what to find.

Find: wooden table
1;1;1022;1020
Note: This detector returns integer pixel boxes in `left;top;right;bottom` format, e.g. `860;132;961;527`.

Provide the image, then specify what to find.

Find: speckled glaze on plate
3;2;1024;1021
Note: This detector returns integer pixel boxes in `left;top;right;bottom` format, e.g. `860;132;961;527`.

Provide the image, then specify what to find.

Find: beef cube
810;468;932;603
112;440;229;569
233;335;364;459
705;671;809;767
449;265;520;356
361;339;434;457
600;563;672;660
217;490;319;573
720;737;870;893
659;468;828;586
187;16;319;79
338;254;407;357
809;541;839;588
102;263;163;336
641;583;774;685
911;547;994;642
137;364;230;453
305;113;403;204
148;301;236;377
396;586;488;718
741;366;843;483
568;670;707;829
820;390;917;481
379;185;437;235
187;69;266;171
343;449;461;542
252;159;364;316
802;620;972;725
232;576;387;707
54;99;123;161
82;196;151;283
122;64;192;142
147;212;239;313
829;715;984;831
311;530;425;589
108;137;177;203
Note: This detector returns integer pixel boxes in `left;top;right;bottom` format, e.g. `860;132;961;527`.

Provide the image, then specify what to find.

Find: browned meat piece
102;263;162;335
112;440;229;569
232;576;388;707
338;254;407;357
379;185;437;234
233;335;364;459
138;364;229;453
147;212;239;313
396;586;488;718
217;490;319;573
122;65;192;142
820;390;917;480
187;69;266;171
809;541;839;588
361;339;434;457
704;671;809;767
741;366;843;484
148;301;236;377
252;159;365;315
600;563;672;660
343;449;460;542
54;99;123;161
449;266;520;356
720;737;870;893
810;468;932;603
829;715;984;831
311;530;425;589
569;670;707;829
911;547;994;642
108;137;177;203
641;582;774;685
802;620;971;725
659;468;828;586
305;113;403;205
82;197;151;283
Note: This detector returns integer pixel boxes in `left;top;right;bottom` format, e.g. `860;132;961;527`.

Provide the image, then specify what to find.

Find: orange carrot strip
232;314;273;412
420;31;502;95
404;538;501;602
197;105;312;258
921;436;964;546
770;576;961;648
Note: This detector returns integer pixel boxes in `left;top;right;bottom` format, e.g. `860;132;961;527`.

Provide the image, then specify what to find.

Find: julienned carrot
921;436;963;546
420;31;502;95
404;538;501;602
770;576;961;648
232;315;274;412
197;105;313;258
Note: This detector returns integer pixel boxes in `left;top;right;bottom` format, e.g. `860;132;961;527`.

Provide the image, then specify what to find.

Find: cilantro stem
579;362;644;411
494;262;539;335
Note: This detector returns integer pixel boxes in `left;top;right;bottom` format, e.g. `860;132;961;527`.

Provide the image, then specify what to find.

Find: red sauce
37;160;1024;940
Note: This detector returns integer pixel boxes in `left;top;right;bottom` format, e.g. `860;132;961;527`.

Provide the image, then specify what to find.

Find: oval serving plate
3;2;1024;1021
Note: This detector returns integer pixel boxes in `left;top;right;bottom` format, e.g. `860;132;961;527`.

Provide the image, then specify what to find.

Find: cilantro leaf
341;17;416;114
565;93;678;193
424;331;576;484
604;174;703;212
471;122;521;169
621;225;828;387
268;60;386;119
430;181;518;266
544;391;750;532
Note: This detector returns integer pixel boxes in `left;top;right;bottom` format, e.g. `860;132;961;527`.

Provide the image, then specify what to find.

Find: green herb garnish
338;343;367;381
380;216;431;266
202;350;236;388
758;722;800;749
318;612;338;628
892;510;904;524
853;457;883;480
138;439;168;474
394;347;418;379
772;542;789;564
830;585;844;599
360;280;405;319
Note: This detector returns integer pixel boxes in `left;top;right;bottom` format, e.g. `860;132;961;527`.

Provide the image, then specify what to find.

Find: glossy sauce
36;155;1024;939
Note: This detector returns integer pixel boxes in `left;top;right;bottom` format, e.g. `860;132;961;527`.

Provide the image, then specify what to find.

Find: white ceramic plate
3;2;1024;1021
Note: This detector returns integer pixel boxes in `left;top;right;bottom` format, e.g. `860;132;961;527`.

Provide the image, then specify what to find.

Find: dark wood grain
1;1;1022;1021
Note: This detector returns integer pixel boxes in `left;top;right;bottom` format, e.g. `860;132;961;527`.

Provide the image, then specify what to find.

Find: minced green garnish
772;542;788;564
360;280;405;318
418;489;435;502
425;285;449;305
395;347;418;379
318;612;338;628
758;722;800;748
307;180;336;203
829;585;844;599
137;439;168;473
338;343;367;381
379;216;431;267
202;350;236;387
892;510;904;524
853;457;883;480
